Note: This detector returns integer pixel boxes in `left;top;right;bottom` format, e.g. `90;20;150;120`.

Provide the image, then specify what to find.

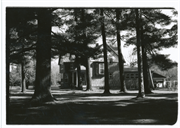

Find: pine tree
135;9;145;98
100;9;110;94
80;9;92;91
124;9;177;94
31;8;55;102
100;9;130;92
6;7;38;122
115;9;127;93
21;43;26;92
7;8;67;103
52;9;101;90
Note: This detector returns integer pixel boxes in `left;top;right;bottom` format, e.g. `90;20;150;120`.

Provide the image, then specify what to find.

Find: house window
131;74;134;78
109;73;113;79
135;73;138;78
99;63;104;75
126;74;130;78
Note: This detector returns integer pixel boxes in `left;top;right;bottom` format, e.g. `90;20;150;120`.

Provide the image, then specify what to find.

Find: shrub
9;70;21;86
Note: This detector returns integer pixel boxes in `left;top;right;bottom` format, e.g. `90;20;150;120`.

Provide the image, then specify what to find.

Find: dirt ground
7;86;178;125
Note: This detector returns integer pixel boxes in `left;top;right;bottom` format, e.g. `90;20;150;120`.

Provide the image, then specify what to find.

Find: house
108;65;166;89
59;45;166;89
59;44;125;88
151;71;166;88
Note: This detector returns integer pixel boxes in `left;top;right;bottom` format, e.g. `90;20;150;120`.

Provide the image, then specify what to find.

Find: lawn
7;86;178;125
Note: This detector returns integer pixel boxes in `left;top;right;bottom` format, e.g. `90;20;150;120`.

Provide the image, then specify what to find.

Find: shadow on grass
7;90;178;125
9;91;178;100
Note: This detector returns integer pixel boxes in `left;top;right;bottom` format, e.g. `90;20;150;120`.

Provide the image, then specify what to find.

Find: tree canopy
6;8;178;102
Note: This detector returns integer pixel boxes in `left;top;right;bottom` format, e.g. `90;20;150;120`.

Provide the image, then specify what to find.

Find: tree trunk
120;65;127;92
100;9;110;94
74;11;81;89
86;58;93;91
115;9;127;93
31;8;54;103
21;44;26;93
135;9;145;98
142;45;152;94
6;13;10;123
140;19;152;94
75;56;82;89
148;69;154;89
80;9;93;91
77;64;81;89
21;62;26;93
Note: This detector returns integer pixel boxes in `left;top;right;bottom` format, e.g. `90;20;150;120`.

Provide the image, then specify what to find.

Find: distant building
59;45;166;89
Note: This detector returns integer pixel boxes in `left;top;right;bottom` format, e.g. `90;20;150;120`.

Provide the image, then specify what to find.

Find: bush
25;61;36;87
10;71;21;86
10;61;36;87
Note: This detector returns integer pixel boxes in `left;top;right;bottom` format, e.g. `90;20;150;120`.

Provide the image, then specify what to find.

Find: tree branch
10;43;36;56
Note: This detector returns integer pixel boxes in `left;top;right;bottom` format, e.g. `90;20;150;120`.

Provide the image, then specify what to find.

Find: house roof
106;44;126;63
152;72;166;78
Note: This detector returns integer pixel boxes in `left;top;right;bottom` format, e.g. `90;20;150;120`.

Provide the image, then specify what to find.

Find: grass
7;86;178;125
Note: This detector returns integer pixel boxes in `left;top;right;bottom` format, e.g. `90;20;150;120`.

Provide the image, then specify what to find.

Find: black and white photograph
1;0;179;127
